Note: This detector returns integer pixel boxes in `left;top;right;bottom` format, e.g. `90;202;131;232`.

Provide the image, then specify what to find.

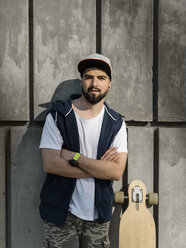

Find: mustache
88;87;101;92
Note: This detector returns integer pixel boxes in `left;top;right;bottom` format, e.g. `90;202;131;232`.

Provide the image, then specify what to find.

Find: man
39;53;128;248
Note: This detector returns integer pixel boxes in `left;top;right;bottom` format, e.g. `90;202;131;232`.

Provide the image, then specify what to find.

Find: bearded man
39;53;128;248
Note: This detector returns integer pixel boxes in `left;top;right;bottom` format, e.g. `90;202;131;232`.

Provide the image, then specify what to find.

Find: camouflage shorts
41;212;110;248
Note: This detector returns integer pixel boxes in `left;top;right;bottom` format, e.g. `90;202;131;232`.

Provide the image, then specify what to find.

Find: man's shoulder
50;94;81;116
104;102;124;122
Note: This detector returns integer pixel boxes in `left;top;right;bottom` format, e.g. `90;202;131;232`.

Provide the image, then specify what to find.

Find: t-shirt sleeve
39;113;63;150
111;121;128;153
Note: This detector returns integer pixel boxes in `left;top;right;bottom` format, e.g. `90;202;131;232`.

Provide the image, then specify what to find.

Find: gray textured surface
0;129;5;248
1;0;186;247
128;127;155;215
159;0;186;121
34;0;96;118
110;178;123;248
0;0;29;121
35;79;82;121
128;127;154;193
110;148;127;248
159;128;186;247
102;0;153;121
11;127;44;248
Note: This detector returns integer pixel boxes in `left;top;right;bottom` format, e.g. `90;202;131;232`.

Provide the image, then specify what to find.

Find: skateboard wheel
148;193;158;205
114;192;124;203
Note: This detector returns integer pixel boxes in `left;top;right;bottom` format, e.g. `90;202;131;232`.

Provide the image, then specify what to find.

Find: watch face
69;159;78;167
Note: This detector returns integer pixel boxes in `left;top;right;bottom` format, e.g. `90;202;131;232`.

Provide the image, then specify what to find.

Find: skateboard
114;180;158;248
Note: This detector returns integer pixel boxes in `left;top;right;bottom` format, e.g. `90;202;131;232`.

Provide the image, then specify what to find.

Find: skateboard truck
132;185;143;203
114;188;158;206
132;185;143;210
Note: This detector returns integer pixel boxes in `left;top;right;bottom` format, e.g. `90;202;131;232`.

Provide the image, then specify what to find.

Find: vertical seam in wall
5;128;11;248
122;128;128;213
153;1;159;245
153;0;159;122
29;0;34;122
122;160;128;213
96;0;102;54
153;128;159;248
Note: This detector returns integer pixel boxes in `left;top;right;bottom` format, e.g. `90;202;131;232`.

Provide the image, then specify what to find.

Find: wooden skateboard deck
119;180;156;248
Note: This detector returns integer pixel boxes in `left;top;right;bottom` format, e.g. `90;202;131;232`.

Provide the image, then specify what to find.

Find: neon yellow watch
69;153;80;167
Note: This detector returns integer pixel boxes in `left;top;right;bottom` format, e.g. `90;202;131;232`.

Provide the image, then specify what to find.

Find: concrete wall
0;0;186;247
0;129;6;248
34;0;96;118
0;0;29;121
10;127;44;248
159;128;186;247
159;0;186;121
128;128;154;192
102;0;153;121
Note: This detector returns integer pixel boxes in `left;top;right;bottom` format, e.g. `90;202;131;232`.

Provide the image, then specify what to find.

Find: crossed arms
41;147;127;181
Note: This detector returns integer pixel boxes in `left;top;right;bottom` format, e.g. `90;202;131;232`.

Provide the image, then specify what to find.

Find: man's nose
91;77;97;86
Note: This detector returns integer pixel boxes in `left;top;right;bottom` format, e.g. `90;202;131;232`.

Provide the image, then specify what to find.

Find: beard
82;86;109;104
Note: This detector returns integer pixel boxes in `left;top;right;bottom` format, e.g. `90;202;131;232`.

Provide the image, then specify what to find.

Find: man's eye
98;77;106;80
85;76;92;80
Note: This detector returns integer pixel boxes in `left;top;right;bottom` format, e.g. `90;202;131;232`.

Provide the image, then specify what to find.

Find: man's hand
100;147;119;162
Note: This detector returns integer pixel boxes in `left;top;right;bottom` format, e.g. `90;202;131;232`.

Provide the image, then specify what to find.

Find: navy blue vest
39;95;123;226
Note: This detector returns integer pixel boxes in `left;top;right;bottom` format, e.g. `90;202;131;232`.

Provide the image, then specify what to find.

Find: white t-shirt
39;106;128;221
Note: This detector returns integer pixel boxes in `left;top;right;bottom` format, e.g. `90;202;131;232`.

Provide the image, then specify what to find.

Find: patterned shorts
41;212;110;248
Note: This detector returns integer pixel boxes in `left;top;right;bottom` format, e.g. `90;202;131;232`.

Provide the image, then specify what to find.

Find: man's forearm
60;148;127;181
46;158;89;178
41;148;90;178
78;154;126;181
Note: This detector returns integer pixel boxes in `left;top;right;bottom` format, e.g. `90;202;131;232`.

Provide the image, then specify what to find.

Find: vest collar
52;94;123;121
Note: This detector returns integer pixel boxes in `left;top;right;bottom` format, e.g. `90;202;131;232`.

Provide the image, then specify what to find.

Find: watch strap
73;152;80;161
69;153;80;167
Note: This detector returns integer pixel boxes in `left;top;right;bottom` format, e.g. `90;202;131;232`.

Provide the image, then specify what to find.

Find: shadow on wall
35;78;82;121
11;78;122;248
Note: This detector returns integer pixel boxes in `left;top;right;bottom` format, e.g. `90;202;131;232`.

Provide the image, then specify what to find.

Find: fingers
101;147;119;162
106;152;119;162
101;147;116;160
110;152;119;162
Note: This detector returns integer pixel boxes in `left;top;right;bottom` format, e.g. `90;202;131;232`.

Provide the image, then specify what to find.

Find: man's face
81;68;111;104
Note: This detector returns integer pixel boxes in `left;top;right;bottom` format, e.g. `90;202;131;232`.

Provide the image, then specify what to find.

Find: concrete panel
109;204;122;248
110;179;123;248
159;128;186;247
34;0;96;118
0;128;6;248
102;0;153;121
0;0;29;121
128;127;154;193
11;127;44;248
159;0;186;121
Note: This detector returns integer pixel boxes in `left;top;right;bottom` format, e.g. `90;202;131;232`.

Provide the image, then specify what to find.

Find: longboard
115;180;157;248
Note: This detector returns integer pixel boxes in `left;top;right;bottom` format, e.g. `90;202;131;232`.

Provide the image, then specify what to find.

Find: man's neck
72;95;104;119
